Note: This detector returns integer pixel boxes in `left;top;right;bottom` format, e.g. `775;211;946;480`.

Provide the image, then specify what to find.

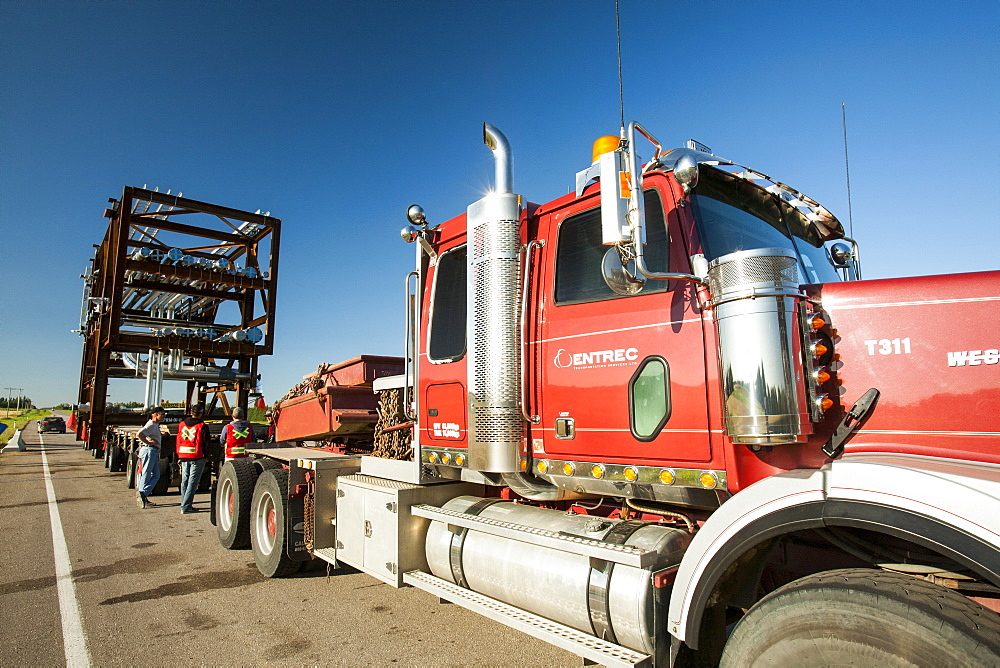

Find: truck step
313;547;338;565
403;570;650;667
410;504;655;567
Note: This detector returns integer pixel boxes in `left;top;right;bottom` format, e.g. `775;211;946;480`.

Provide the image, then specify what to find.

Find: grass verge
0;409;52;445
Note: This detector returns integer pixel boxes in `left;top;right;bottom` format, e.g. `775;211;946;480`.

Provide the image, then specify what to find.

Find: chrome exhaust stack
466;124;523;472
708;248;812;445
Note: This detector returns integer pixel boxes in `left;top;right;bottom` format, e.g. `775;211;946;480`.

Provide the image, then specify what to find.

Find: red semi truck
215;123;1000;666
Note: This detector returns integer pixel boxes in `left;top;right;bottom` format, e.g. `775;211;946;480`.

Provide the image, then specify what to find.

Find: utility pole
3;387;13;416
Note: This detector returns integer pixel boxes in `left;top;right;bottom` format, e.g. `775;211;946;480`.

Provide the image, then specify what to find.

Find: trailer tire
197;462;214;493
151;457;171;496
250;468;299;578
216;459;257;549
103;441;112;468
109;444;125;473
125;449;137;489
252;456;283;476
720;567;1000;667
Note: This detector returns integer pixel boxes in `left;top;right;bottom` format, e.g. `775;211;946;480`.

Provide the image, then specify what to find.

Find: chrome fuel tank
425;496;690;653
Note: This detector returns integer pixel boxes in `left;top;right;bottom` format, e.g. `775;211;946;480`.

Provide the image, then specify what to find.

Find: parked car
38;416;66;434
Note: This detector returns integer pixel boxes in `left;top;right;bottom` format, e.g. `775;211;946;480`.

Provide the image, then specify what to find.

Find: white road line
39;433;91;668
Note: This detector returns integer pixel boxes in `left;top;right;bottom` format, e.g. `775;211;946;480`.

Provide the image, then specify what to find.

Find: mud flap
208;479;218;526
286;492;310;561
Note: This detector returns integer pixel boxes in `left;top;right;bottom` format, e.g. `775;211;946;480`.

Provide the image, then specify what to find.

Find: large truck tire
720;567;1000;667
103;441;112;468
216;459;258;549
252;456;283;475
109;444;125;473
125;449;137;489
197;462;214;493
250;468;299;578
150;457;171;496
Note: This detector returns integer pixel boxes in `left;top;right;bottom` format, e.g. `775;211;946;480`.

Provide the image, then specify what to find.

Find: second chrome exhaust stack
466;124;522;472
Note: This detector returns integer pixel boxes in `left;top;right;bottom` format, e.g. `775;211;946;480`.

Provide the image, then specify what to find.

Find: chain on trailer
372;387;412;459
267;365;327;429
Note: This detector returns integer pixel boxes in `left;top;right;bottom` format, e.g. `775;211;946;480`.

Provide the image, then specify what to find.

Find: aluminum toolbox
334;474;480;587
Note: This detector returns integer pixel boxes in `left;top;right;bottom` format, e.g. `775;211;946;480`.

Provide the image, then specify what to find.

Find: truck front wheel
250;468;299;578
720;567;1000;667
216;459;257;549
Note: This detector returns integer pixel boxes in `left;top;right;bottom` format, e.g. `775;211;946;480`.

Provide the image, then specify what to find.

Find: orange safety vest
176;421;206;459
225;423;251;458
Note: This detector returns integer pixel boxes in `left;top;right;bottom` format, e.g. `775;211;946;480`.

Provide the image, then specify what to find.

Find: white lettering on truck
948;349;1000;367
863;338;911;355
554;347;639;369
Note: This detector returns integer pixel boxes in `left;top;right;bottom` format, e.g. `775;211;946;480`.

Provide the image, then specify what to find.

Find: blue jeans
179;458;207;512
136;445;161;495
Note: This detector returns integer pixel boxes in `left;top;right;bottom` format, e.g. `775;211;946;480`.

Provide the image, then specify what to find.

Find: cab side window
554;190;667;305
428;245;466;361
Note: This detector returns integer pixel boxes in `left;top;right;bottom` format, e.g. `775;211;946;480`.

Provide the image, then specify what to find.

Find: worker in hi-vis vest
219;407;254;462
176;406;211;514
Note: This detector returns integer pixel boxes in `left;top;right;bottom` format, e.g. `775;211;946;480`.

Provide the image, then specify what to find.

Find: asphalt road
0;421;577;666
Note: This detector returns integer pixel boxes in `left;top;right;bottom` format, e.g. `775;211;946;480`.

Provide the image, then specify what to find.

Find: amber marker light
455;454;465;466
591;464;605;479
808;313;827;330
563;462;576;476
813;368;832;384
811;341;829;358
816;394;835;411
441;453;451;465
700;471;719;489
520;458;528;471
428;452;439;464
624;467;638;482
592;135;621;162
537;460;549;474
659;469;676;485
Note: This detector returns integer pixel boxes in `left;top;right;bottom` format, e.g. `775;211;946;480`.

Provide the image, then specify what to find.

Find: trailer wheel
197;462;214;493
103;441;112;468
720;567;1000;667
250;468;299;578
151;457;171;496
216;460;258;549
252;456;283;476
109;444;125;473
125;449;137;489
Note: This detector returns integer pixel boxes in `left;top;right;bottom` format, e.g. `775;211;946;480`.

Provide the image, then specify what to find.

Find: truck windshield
688;167;840;284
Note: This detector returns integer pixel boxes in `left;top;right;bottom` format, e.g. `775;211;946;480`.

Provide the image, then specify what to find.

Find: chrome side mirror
602;248;645;296
407;204;427;226
829;242;853;268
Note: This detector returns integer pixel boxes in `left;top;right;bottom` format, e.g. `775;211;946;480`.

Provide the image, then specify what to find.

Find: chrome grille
708;249;799;299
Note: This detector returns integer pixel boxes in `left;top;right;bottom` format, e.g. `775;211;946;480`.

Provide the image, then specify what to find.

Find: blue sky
2;0;997;408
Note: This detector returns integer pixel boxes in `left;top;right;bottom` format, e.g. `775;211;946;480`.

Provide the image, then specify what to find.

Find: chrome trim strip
534;459;728;492
529;318;702;345
826;296;1000;311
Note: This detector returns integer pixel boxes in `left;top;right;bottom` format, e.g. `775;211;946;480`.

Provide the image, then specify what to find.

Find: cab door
528;182;712;464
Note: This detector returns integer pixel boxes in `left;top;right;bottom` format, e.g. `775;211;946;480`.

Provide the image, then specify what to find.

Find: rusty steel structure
76;186;280;450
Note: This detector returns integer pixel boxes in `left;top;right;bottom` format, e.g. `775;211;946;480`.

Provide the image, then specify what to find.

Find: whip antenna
616;0;625;134
842;101;855;239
